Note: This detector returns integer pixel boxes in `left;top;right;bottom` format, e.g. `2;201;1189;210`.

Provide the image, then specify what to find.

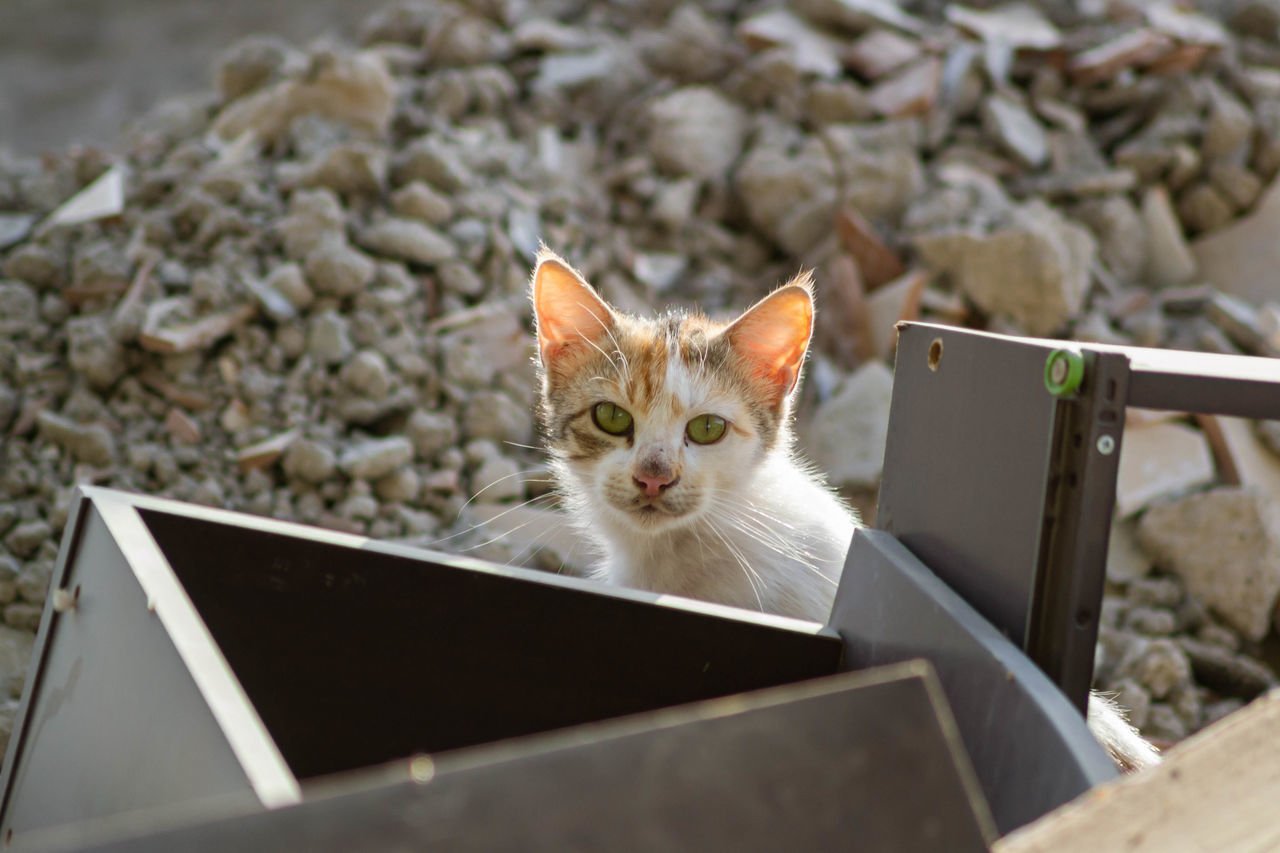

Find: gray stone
5;520;51;559
406;409;459;460
375;468;421;504
282;439;337;484
981;93;1048;169
357;218;457;266
307;310;354;365
1125;606;1177;635
340;436;414;481
265;263;314;311
1203;86;1255;161
1118;637;1193;700
0;281;38;336
16;563;51;604
215;34;295;99
914;201;1095;336
340;349;392;400
2;244;63;289
1137;487;1280;641
1072;196;1147;285
1143;702;1188;742
647;87;747;184
471;456;524;504
391;182;454;225
1142;187;1197;286
0;214;34;251
438;261;484;297
337;493;379;523
293;143;386;196
304;238;377;297
36;411;115;467
735;131;839;254
802;360;894;490
462;391;535;447
66;314;126;390
3;604;41;632
1178;636;1277;700
1128;576;1183;608
278;188;346;260
1178;183;1235;234
1209;162;1263;211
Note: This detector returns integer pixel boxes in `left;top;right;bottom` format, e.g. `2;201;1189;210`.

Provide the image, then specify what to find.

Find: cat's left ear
531;248;617;372
725;272;814;403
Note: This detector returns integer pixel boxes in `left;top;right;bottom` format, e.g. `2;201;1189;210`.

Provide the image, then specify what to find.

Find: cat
528;247;1159;772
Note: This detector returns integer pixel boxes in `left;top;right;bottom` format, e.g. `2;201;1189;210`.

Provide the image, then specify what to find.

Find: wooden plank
996;690;1280;853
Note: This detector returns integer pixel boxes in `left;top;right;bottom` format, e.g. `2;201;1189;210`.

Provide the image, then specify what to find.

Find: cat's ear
725;272;814;402
531;248;617;371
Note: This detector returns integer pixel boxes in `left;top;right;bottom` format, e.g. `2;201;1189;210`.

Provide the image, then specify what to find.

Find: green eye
592;402;633;435
686;414;726;445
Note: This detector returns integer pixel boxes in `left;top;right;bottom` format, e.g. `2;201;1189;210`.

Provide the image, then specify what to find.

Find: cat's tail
1086;690;1162;772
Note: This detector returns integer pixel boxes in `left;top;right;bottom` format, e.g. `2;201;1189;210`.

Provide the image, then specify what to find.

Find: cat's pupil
686;414;726;445
592;401;633;436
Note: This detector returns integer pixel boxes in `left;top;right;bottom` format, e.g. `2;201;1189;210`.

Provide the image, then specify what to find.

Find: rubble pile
3;0;1280;752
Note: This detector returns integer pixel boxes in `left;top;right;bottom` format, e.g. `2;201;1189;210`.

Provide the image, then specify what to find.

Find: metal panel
135;503;844;780
0;500;263;848
877;323;1063;647
48;663;996;853
831;529;1117;835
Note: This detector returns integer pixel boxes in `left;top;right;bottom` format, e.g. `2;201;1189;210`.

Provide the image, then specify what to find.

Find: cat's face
530;249;813;534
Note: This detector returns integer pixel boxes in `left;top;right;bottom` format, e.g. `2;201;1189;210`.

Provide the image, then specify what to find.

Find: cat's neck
562;448;857;622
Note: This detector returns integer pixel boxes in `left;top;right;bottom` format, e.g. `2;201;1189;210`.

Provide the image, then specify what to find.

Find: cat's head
530;248;813;534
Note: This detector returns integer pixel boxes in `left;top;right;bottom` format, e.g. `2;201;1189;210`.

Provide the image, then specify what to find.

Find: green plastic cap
1044;348;1084;396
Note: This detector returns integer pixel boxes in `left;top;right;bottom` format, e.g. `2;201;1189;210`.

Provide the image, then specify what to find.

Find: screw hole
927;338;943;371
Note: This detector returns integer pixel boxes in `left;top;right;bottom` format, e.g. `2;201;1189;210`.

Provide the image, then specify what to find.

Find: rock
4;520;51;559
0;624;34;678
3;604;41;633
866;58;941;118
981;93;1048;169
1072;195;1147;285
65;313;126;391
390;181;454;225
291;143;387;196
375;468;420;504
1109;679;1152;729
1178;183;1234;234
1137;487;1280;641
802;360;893;489
913;201;1094;336
1203;85;1255;161
340;349;392;400
1114;421;1215;517
307;310;354;364
1208;163;1263;211
282;438;337;484
0;281;38;336
1177;637;1277;700
438;261;484;298
16;563;51;604
462;391;535;447
1107;516;1153;583
406;409;459;460
647;87;747;184
1118;637;1193;700
358;218;457;266
215;34;296;100
1142;186;1197;286
1126;607;1177;635
265;263;314;312
304;238;377;297
35;411;115;466
340;436;413;481
0;214;34;251
211;47;396;144
735;133;838;254
844;29;922;80
278;188;346;260
1196;173;1280;307
471;456;524;503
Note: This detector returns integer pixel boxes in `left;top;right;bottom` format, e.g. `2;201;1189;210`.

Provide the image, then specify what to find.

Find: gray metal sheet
0;500;261;848
832;529;1117;835
46;663;996;853
877;322;1062;647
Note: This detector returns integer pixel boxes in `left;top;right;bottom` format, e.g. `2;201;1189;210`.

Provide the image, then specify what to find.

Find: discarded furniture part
1;488;994;851
832;531;1116;835
995;689;1280;853
879;322;1280;714
49;662;995;853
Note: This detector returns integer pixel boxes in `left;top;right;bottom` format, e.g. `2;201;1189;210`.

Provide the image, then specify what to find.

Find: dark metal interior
138;508;845;782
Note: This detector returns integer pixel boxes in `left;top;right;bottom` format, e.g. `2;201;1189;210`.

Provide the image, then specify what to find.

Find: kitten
529;248;1158;772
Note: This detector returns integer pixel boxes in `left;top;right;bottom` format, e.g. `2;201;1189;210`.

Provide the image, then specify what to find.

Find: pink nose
633;473;676;497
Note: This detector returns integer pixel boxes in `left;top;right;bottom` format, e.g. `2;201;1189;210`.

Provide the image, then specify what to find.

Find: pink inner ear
532;253;614;368
727;282;814;398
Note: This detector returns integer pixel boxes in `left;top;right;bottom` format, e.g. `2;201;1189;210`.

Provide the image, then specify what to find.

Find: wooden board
996;690;1280;852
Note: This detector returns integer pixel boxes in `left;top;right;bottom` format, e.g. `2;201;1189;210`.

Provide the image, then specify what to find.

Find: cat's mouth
626;496;690;525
